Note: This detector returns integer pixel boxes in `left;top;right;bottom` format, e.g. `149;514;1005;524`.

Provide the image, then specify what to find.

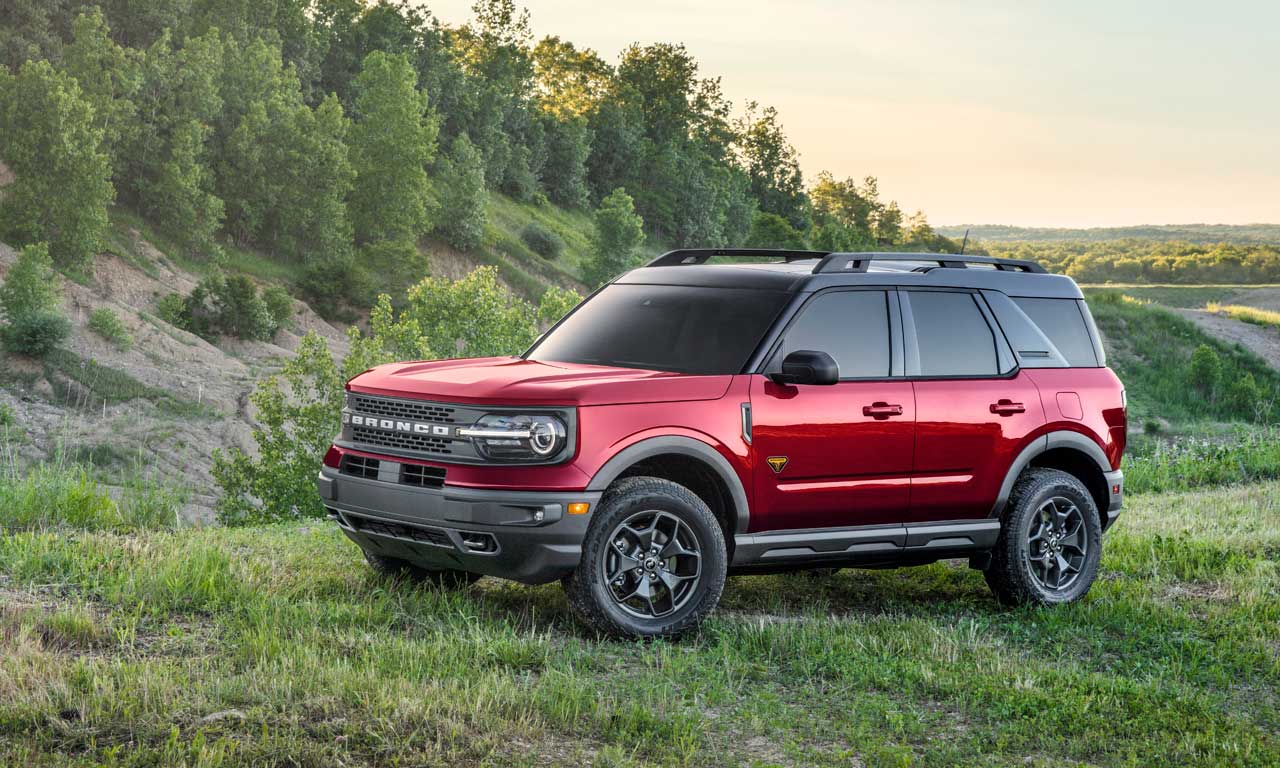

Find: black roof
614;249;1084;300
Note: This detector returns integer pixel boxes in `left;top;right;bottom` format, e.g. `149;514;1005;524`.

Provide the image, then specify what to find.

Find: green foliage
1087;291;1280;425
0;458;183;532
87;307;132;351
737;102;808;230
0;243;71;357
162;274;287;342
62;8;141;173
745;212;808;249
583;188;645;287
349;51;438;244
0;60;114;270
1188;344;1222;402
403;266;541;358
986;239;1280;284
212;332;345;524
537;285;582;328
1125;429;1280;494
521;222;565;259
434;133;488;251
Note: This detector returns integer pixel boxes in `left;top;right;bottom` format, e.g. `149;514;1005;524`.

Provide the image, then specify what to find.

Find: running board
732;519;1000;566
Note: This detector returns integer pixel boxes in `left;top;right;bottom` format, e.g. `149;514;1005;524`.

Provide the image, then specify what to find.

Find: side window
1012;298;1099;367
770;290;891;379
907;291;1000;377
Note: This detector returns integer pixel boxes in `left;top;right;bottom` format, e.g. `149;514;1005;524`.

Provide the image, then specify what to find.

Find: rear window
527;284;791;375
907;291;1000;377
1012;298;1099;367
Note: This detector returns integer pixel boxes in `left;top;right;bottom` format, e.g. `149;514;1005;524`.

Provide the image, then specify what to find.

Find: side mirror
769;350;839;386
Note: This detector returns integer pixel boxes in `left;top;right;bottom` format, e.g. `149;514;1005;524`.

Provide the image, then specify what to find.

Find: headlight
458;413;568;462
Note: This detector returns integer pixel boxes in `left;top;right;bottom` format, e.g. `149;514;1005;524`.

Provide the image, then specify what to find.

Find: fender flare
586;435;751;534
990;430;1112;518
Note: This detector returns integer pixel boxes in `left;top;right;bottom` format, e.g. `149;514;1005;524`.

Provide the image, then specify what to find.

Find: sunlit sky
423;0;1279;228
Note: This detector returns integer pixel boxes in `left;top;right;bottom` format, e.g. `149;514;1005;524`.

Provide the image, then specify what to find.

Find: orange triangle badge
766;456;789;474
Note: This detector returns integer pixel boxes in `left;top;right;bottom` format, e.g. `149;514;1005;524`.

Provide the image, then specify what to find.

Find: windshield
527;284;792;375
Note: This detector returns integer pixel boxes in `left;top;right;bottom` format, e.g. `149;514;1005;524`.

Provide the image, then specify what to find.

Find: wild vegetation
985;240;1280;284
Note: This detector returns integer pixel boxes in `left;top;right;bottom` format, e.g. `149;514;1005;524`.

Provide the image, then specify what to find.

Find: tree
0;61;114;270
1189;344;1222;403
0;243;71;357
532;36;611;119
537;285;581;328
402;266;539;358
62;8;141;174
745;212;807;250
434;133;488;251
584;188;645;287
737;102;808;230
540;115;591;209
349;50;438;244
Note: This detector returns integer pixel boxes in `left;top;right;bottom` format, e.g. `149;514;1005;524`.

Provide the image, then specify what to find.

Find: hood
348;356;734;407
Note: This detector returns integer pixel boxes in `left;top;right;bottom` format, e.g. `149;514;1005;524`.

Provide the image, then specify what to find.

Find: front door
748;289;915;532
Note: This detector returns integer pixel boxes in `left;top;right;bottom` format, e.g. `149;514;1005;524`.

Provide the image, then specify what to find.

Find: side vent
401;463;447;489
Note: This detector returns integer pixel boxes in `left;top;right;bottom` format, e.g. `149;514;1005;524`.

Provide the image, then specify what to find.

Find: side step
732;519;1000;566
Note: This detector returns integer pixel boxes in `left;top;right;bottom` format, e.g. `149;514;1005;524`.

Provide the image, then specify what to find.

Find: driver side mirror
768;350;839;386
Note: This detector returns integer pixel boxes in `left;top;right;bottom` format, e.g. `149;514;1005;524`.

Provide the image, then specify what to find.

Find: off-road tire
564;477;727;639
364;552;482;589
985;468;1103;606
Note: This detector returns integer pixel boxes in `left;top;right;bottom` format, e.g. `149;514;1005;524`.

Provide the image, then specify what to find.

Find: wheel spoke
606;551;642;582
600;509;704;619
1026;496;1090;593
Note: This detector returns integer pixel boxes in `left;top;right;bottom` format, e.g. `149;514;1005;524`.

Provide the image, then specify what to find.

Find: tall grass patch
0;457;184;532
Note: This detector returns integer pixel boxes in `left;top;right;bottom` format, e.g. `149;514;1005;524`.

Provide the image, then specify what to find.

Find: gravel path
1176;307;1280;370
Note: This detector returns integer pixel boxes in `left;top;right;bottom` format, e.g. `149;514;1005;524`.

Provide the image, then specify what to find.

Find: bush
299;250;364;320
158;274;284;342
261;285;294;331
521;223;565;259
156;292;191;331
0;243;71;357
1189;344;1222;401
87;307;132;350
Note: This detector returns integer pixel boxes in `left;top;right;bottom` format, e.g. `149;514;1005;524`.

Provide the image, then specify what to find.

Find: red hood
348;356;733;407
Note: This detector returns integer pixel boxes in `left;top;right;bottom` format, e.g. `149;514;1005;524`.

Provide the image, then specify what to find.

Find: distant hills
936;224;1280;245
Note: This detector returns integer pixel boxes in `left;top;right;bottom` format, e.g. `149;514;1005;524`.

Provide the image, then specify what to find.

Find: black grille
351;425;454;455
346;514;452;548
349;394;457;423
340;454;380;479
401;463;446;488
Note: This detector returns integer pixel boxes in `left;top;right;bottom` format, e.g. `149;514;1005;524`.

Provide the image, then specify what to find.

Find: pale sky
422;1;1280;228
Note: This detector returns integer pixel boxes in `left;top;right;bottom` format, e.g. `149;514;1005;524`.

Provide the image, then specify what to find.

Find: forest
984;239;1280;284
0;0;959;318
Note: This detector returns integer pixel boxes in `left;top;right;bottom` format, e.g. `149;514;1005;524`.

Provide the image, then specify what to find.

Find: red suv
319;250;1125;638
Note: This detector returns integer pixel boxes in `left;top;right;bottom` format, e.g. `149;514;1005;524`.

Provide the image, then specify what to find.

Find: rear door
902;289;1044;522
748;289;915;532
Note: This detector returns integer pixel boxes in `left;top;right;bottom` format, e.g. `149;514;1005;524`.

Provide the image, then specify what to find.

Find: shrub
521;223;565;259
159;274;284;342
300;250;364;320
1189;344;1222;402
583;188;645;288
261;285;294;331
87;307;132;350
0;242;71;357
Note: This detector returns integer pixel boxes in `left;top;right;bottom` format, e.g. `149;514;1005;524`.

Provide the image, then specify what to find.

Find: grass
40;349;214;418
0;479;1277;766
1208;302;1280;329
1125;428;1280;493
1086;289;1280;425
0;454;185;532
1087;285;1241;308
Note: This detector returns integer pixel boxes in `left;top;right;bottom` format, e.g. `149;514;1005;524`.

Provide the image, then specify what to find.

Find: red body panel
747;375;915;531
340;357;1126;527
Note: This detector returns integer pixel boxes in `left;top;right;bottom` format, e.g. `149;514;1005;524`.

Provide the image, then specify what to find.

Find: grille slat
350;394;456;423
350;425;455;455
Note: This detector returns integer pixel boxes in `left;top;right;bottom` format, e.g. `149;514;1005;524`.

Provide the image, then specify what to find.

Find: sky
421;0;1280;228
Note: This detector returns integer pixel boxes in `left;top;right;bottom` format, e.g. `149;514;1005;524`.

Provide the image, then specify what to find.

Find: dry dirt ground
1175;287;1280;370
0;237;349;523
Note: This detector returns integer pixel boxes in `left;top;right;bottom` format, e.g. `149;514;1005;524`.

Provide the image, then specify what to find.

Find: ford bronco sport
319;250;1125;638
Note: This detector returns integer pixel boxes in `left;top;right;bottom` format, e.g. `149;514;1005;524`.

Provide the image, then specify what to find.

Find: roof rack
646;248;831;267
811;252;1046;274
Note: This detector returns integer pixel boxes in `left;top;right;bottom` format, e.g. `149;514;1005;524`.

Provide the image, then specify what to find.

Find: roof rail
811;252;1046;274
646;248;831;267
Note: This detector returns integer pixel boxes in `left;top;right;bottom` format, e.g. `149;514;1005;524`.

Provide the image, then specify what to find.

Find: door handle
862;402;904;419
990;399;1026;416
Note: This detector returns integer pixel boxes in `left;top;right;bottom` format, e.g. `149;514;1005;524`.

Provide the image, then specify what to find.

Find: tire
364;552;482;589
563;476;727;639
985;468;1103;607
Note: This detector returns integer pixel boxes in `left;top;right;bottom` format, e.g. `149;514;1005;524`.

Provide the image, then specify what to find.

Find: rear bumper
1103;469;1123;530
318;466;600;584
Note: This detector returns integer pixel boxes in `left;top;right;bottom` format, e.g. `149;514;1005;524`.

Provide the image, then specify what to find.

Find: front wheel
985;468;1103;606
564;477;727;639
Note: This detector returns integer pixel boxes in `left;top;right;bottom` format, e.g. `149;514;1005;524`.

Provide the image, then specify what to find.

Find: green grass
0;456;185;532
1208;302;1280;329
0;480;1276;766
1086;289;1280;425
1126;428;1280;493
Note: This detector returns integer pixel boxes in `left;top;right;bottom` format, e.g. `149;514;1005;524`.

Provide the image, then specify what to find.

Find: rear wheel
564;477;727;639
364;552;481;589
985;468;1102;606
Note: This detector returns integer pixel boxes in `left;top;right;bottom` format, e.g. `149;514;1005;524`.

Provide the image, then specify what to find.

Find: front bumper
318;465;600;584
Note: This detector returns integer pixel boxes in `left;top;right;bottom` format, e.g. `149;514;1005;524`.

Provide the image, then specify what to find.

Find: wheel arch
586;436;750;549
992;431;1112;519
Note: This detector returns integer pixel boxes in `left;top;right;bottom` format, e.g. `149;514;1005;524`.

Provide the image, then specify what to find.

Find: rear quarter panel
1024;368;1127;469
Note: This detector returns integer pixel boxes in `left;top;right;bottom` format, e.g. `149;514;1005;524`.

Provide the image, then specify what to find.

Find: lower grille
346;514;452;548
341;454;380;479
351;425;454;456
402;463;446;489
